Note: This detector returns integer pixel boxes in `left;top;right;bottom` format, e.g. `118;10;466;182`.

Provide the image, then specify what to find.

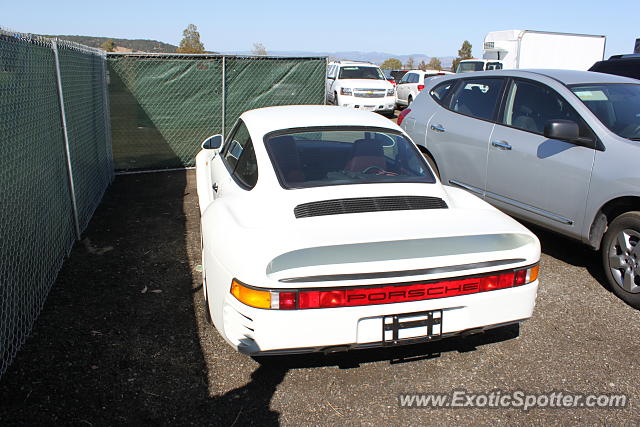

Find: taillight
417;84;425;91
229;265;539;310
397;108;411;126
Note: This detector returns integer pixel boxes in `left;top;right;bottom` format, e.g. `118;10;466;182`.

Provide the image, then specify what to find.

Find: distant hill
224;50;455;68
43;35;179;53
41;35;451;66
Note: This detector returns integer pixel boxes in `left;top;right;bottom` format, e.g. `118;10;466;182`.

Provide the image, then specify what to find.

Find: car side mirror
202;134;223;150
543;120;595;149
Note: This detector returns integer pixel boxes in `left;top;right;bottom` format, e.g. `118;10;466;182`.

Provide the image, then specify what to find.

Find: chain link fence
108;53;327;170
0;29;112;378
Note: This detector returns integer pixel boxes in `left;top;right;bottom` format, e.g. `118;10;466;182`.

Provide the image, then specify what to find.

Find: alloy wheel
608;228;640;293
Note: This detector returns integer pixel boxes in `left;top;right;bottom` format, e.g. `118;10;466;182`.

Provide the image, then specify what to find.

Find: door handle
491;140;512;150
430;124;445;133
212;183;219;193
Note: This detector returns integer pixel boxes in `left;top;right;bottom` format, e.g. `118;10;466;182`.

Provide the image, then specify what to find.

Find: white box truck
456;30;606;73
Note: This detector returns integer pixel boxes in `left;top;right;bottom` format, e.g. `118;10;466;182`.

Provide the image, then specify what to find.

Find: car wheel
602;211;640;309
334;92;339;105
407;95;413;106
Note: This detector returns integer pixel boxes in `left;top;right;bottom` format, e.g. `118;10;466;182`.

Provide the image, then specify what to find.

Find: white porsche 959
195;105;540;355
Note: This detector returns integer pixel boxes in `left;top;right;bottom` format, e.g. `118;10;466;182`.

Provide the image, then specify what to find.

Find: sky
3;0;639;57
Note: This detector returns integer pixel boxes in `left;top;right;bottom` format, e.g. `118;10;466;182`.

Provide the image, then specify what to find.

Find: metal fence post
325;57;329;105
221;55;226;138
51;40;81;241
102;54;114;181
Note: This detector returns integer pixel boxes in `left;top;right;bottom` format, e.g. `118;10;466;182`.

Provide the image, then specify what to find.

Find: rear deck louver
294;196;447;218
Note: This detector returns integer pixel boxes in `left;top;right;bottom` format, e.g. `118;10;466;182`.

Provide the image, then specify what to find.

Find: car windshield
457;62;485;73
570;84;640;140
338;66;385;80
265;128;436;189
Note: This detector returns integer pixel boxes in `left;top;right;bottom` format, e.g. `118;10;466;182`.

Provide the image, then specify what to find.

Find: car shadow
0;171;283;426
523;221;612;293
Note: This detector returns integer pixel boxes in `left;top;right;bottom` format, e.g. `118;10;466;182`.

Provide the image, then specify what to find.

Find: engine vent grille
294;196;447;218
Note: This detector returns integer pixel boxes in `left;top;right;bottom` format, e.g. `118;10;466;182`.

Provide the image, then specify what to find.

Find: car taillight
229;265;539;310
417;84;425;91
397;108;411;126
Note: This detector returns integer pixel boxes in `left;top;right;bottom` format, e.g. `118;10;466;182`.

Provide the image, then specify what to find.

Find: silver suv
400;69;640;308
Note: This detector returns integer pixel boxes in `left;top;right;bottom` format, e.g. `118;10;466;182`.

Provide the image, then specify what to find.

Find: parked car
390;69;409;83
326;61;396;116
396;69;453;108
590;54;640;80
400;69;640;309
195;105;540;355
382;69;397;86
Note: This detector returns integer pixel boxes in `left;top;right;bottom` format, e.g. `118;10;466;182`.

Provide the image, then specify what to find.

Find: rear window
265;128;436;189
457;61;485;73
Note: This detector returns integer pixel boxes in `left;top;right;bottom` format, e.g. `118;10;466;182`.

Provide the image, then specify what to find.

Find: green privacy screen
108;54;327;170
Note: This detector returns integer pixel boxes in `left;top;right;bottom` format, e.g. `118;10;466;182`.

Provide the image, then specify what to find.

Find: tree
451;40;473;72
176;24;205;54
404;57;415;70
100;39;116;52
252;42;268;56
417;60;427;71
380;58;402;69
427;57;442;70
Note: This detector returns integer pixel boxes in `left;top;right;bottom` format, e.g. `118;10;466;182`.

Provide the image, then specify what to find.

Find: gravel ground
1;170;639;426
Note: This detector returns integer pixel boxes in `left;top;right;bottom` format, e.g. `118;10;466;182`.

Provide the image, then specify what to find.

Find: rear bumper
220;281;538;355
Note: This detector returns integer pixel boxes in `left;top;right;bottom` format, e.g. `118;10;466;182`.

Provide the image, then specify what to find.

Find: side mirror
543;120;595;149
202;134;223;150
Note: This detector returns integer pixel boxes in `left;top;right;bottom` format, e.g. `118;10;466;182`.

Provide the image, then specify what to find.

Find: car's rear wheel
334;92;339;105
407;95;413;106
602;211;640;309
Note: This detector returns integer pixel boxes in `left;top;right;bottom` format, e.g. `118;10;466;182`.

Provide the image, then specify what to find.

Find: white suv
326;61;396;116
396;69;452;108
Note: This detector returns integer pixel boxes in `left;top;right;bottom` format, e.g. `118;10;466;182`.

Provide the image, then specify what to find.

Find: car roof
608;53;640;60
240;105;402;137
437;69;639;85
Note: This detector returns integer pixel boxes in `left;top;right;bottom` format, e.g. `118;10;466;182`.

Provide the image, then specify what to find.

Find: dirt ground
1;170;639;426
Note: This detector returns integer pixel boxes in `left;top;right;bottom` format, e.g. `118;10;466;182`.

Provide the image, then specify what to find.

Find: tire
407;95;413;106
334;92;339;106
601;211;640;309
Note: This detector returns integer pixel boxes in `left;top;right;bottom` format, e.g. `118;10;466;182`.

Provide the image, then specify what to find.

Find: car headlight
340;87;352;96
387;88;395;96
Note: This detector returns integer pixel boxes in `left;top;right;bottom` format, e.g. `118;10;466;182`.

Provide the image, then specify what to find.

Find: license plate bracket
382;310;442;346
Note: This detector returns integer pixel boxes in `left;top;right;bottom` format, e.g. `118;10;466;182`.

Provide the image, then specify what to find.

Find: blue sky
3;0;638;57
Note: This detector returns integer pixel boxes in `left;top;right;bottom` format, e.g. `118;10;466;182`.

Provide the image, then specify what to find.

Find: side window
409;73;419;83
501;79;593;139
448;78;506;121
430;81;454;105
221;120;258;189
399;73;411;84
